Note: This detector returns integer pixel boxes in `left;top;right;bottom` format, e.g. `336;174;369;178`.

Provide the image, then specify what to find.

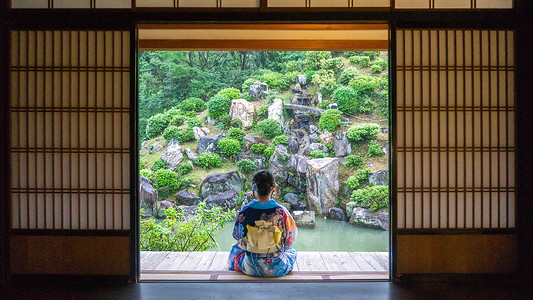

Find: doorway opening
136;24;391;281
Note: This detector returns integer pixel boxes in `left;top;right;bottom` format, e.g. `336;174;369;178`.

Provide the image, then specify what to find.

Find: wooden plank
141;251;170;271
192;251;217;271
140;251;148;261
321;252;361;271
349;252;383;271
208;251;229;271
296;252;327;271
179;252;211;270
370;252;390;271
155;252;189;271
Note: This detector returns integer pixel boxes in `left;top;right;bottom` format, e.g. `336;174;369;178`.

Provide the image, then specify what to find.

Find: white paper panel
11;0;49;8
476;0;513;8
311;0;348;7
434;0;470;9
54;0;91;9
180;0;218;7
96;0;132;9
395;0;429;9
268;0;306;7
222;0;260;7
354;0;390;7
136;0;174;7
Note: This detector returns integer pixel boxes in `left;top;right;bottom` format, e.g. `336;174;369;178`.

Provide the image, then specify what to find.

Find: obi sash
246;220;283;254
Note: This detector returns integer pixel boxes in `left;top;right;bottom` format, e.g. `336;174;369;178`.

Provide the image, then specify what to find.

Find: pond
211;217;389;252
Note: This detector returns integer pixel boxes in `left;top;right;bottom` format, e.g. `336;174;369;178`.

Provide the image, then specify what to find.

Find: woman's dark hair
252;169;275;196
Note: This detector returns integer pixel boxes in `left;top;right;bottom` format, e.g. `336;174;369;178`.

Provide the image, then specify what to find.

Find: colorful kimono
227;199;298;277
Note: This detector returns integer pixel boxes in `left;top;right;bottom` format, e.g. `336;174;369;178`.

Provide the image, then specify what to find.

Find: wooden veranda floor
140;251;389;281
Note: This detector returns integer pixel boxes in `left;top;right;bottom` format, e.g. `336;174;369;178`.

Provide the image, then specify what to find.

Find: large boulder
193;127;211;140
235;153;266;170
369;169;389;186
286;155;307;192
349;208;389;230
161;139;183;171
346;201;358;218
306;157;339;217
287;137;299;154
242;136;269;150
326;207;346;222
139;176;158;217
293;211;315;228
284;193;300;206
334;131;352;157
319;129;334;145
268;98;284;125
205;190;238;210
159;200;177;211
176;189;202;206
229;99;255;128
185;148;198;163
197;134;225;154
307;143;329;155
199;170;244;200
249;81;268;101
295;74;307;87
267;145;290;187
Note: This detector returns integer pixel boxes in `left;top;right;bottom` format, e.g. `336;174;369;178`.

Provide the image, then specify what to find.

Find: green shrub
338;67;359;86
250;143;266;154
257;105;269;120
186;117;202;128
333;86;358;115
240;92;253;102
237;159;257;174
263;146;275;163
311;69;336;92
140;169;154;182
170;114;188;127
176;126;195;143
145;113;170;138
255;69;291;91
317;99;332;110
163;125;180;141
373;58;388;69
179;97;206;112
139;118;148;142
257;119;282;139
349;56;371;68
345;154;365;168
318;109;343;132
154;169;180;199
305;51;332;71
345;168;372;190
281;186;296;198
217;137;241;157
350;186;389;211
242;78;257;91
230;118;243;129
178;163;193;176
347;123;381;143
196;152;222;169
371;64;383;74
219;114;232;130
227;128;246;142
152;158;167;171
323;57;344;72
207;94;232;118
310;150;327;159
367;140;385;157
216;88;241;100
272;135;288;146
139;203;234;251
349;75;381;97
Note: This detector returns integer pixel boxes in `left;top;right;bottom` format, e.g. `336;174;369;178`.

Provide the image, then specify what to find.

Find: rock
309;125;318;134
249;81;268;101
267;145;290;187
206;116;218;125
308;143;329;154
176;189;202;206
229;99;255;129
286;155;307;192
268;98;284;125
284;193;300;206
349;208;389;230
287;137;299;154
235;153;266;170
328;103;338;110
185;148;198;162
179;205;198;218
295;74;307;87
205;190;238;210
334;131;352;157
159;200;177;210
293;211;316;228
369;169;389;186
326;207;346;222
382;146;388;156
241;191;254;206
309;133;320;143
149;144;163;154
161;139;183;171
141;141;148;150
139;176;158;217
193;127;211;140
368;162;374;168
306;158;339;217
279;202;292;211
319;129;334;145
312;92;323;106
346;201;358;218
293;200;308;211
381;127;389;134
242;136;268;150
292;88;302;94
199;170;245;200
197;134;225;154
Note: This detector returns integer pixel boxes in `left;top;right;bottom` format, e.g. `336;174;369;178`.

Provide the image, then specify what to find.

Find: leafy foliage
344;154;365;168
170;115;187;127
186;117;202;128
371;64;383;74
333;86;358;114
139;203;234;251
345;168;373;190
311;69;336;97
263;146;275;163
145;113;170;139
176;126;195;143
152;159;167;171
207;94;232;118
154;169;180;199
257;119;282;139
272;135;288;146
372;58;388;69
310;150;327;159
349;56;371;68
163;125;180;141
347;123;381;143
254;69;292;91
178;163;193;176
318;109;343;132
230;118;243;129
322;57;344;72
217;137;241;157
237;159;258;174
140;169;154;182
350;186;389;211
338;67;359;86
227;128;246;142
178;97;207;112
367;140;385;157
349;75;381;97
196;152;222;169
305;51;332;71
216;87;241;100
250;143;266;154
257;105;269;121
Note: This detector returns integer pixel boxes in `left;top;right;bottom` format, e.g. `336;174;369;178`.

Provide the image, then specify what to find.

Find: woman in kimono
227;169;298;277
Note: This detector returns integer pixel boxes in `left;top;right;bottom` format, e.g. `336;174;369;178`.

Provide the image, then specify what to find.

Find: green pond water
211;217;389;252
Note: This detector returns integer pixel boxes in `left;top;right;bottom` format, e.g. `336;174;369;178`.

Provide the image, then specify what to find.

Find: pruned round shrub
272;135;288;146
227;128;246;142
154;169;180;199
242;78;256;91
140;169;154;182
250;143;266;154
263;146;275;163
186;117;202;128
344;154;365;168
219;115;232;130
255;69;291;91
176;126;195;143
347;123;381;143
305;51;332;71
349;55;370;68
237;159;257;174
230;118;243;129
318;109;343;132
170;114;187;127
371;64;383;74
145;113;169;138
349;75;381;97
322;57;344;72
257;119;281;139
178;163;193;176
345;168;372;190
207;94;232;118
310;150;327;159
257;105;269;121
216;87;241;100
333;86;359;115
350;186;389;211
373;58;388;70
163;125;180;141
338;67;359;86
152;158;167;171
217;137;241;157
196;152;222;169
367;140;385;157
179;97;206;112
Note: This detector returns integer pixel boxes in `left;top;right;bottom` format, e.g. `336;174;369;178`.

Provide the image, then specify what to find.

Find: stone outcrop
161;139;183;171
249;81;268;101
193;127;211;140
268;98;284;125
286;155;307;192
284;193;300;206
267;145;290;187
306;157;339;217
205;190;238;210
284;104;324;115
235;153;266;170
295;74;307;87
185;148;198;162
349;208;389;230
229;99;255;128
326;207;346;222
319;129;334;145
176;189;202;206
369;169;389;186
334;131;352;157
197;134;225;154
199;170;244;200
293;211;316;228
287;137;299;154
140;176;158;217
242;136;269;150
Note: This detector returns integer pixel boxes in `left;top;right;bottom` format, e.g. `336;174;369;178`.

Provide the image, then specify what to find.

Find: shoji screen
395;29;517;274
10;31;131;231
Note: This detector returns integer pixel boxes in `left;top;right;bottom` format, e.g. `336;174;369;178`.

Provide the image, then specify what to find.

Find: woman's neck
256;194;271;203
